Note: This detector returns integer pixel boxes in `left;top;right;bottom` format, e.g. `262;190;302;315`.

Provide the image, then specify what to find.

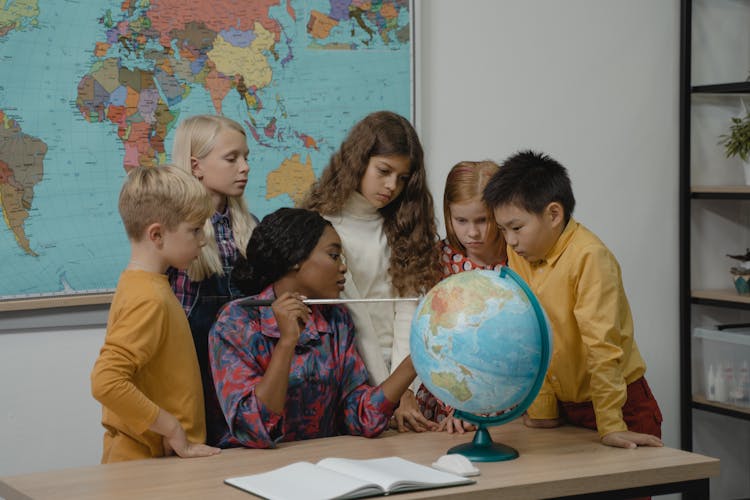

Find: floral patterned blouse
208;285;397;448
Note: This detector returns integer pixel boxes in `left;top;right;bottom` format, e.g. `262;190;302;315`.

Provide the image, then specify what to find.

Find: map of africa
0;0;411;304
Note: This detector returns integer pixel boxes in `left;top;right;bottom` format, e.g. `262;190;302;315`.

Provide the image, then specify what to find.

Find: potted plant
728;249;750;295
718;111;750;185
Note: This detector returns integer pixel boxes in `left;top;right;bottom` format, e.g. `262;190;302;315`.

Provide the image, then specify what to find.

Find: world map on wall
0;0;411;303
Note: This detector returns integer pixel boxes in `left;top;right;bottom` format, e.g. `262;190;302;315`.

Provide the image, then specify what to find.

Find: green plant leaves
719;113;750;162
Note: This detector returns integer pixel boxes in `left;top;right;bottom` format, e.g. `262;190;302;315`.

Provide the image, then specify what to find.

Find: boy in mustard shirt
91;165;221;462
483;151;663;449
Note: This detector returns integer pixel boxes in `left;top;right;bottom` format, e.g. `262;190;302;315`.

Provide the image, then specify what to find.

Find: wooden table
0;421;719;499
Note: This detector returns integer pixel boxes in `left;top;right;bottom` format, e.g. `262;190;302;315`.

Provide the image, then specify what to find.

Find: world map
0;0;411;303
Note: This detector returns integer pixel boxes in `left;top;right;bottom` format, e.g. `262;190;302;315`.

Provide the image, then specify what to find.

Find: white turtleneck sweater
325;192;417;386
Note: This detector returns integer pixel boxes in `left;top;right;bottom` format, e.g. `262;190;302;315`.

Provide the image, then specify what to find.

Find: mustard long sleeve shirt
508;219;646;437
91;270;205;462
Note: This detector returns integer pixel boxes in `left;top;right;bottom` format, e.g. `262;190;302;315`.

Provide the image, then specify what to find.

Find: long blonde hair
171;115;256;281
443;161;502;254
301;111;441;295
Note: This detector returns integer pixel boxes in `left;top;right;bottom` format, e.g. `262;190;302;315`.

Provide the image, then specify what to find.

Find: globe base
447;427;519;462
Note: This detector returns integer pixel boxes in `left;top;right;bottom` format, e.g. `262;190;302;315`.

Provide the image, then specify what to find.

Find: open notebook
225;456;475;500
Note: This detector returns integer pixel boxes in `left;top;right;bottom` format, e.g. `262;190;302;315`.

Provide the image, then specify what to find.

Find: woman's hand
393;389;439;432
272;292;309;347
255;292;311;413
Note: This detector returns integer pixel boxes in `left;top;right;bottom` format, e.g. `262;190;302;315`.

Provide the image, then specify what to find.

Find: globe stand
447;424;518;462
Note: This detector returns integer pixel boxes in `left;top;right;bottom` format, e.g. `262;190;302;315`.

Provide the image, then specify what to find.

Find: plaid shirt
209;285;397;449
169;209;238;315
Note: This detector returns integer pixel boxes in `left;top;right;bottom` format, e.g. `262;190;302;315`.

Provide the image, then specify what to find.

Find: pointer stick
237;297;421;307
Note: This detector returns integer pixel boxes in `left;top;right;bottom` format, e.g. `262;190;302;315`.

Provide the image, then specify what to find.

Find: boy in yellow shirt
484;150;663;449
91;165;221;462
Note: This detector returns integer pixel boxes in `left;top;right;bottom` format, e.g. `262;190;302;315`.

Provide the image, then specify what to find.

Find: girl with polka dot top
418;160;507;432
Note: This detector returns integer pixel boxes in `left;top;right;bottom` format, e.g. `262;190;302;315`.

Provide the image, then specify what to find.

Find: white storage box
692;327;750;408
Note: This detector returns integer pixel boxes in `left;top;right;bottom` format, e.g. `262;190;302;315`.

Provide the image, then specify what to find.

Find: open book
225;456;475;500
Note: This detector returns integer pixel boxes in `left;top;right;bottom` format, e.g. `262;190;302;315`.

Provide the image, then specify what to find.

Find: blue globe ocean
410;268;552;421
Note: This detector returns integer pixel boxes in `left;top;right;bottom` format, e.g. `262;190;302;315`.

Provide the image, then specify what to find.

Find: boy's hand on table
601;431;663;449
162;426;221;458
155;410;221;458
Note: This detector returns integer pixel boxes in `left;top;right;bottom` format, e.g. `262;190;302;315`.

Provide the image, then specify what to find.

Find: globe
410;267;552;461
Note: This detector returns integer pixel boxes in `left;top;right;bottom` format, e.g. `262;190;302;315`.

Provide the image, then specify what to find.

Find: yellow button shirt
508;219;646;437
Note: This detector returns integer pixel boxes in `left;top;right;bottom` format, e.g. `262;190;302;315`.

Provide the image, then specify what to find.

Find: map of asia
0;0;411;303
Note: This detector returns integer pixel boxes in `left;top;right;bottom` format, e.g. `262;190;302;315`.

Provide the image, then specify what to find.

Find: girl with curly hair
208;208;419;448
301;110;441;433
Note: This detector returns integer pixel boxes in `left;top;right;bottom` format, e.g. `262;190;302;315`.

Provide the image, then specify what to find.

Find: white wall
0;327;104;474
419;0;680;448
0;0;689;487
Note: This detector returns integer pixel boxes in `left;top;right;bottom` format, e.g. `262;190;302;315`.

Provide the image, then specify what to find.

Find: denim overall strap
187;266;238;446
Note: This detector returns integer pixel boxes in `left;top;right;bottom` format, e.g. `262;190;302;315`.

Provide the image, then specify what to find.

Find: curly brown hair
301;111;441;295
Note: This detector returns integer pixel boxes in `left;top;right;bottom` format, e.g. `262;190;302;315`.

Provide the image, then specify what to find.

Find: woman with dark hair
208;208;419;449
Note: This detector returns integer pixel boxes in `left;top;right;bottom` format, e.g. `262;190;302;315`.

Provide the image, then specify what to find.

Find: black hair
483;150;575;223
231;208;332;296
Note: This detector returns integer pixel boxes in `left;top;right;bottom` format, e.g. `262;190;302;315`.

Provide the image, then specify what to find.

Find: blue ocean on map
0;0;411;299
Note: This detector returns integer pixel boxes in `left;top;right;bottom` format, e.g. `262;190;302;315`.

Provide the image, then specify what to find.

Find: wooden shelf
692;395;750;421
691;82;750;94
679;0;750;455
691;290;750;309
691;186;750;199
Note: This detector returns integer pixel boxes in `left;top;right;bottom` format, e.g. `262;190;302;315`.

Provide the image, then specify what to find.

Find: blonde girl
169;114;257;446
302;110;441;432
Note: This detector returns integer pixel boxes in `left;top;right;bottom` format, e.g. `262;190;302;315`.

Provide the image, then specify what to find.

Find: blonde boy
91;165;220;462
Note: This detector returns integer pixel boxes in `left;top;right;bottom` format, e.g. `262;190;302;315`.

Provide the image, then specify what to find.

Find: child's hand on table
437;413;477;434
601;430;663;449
